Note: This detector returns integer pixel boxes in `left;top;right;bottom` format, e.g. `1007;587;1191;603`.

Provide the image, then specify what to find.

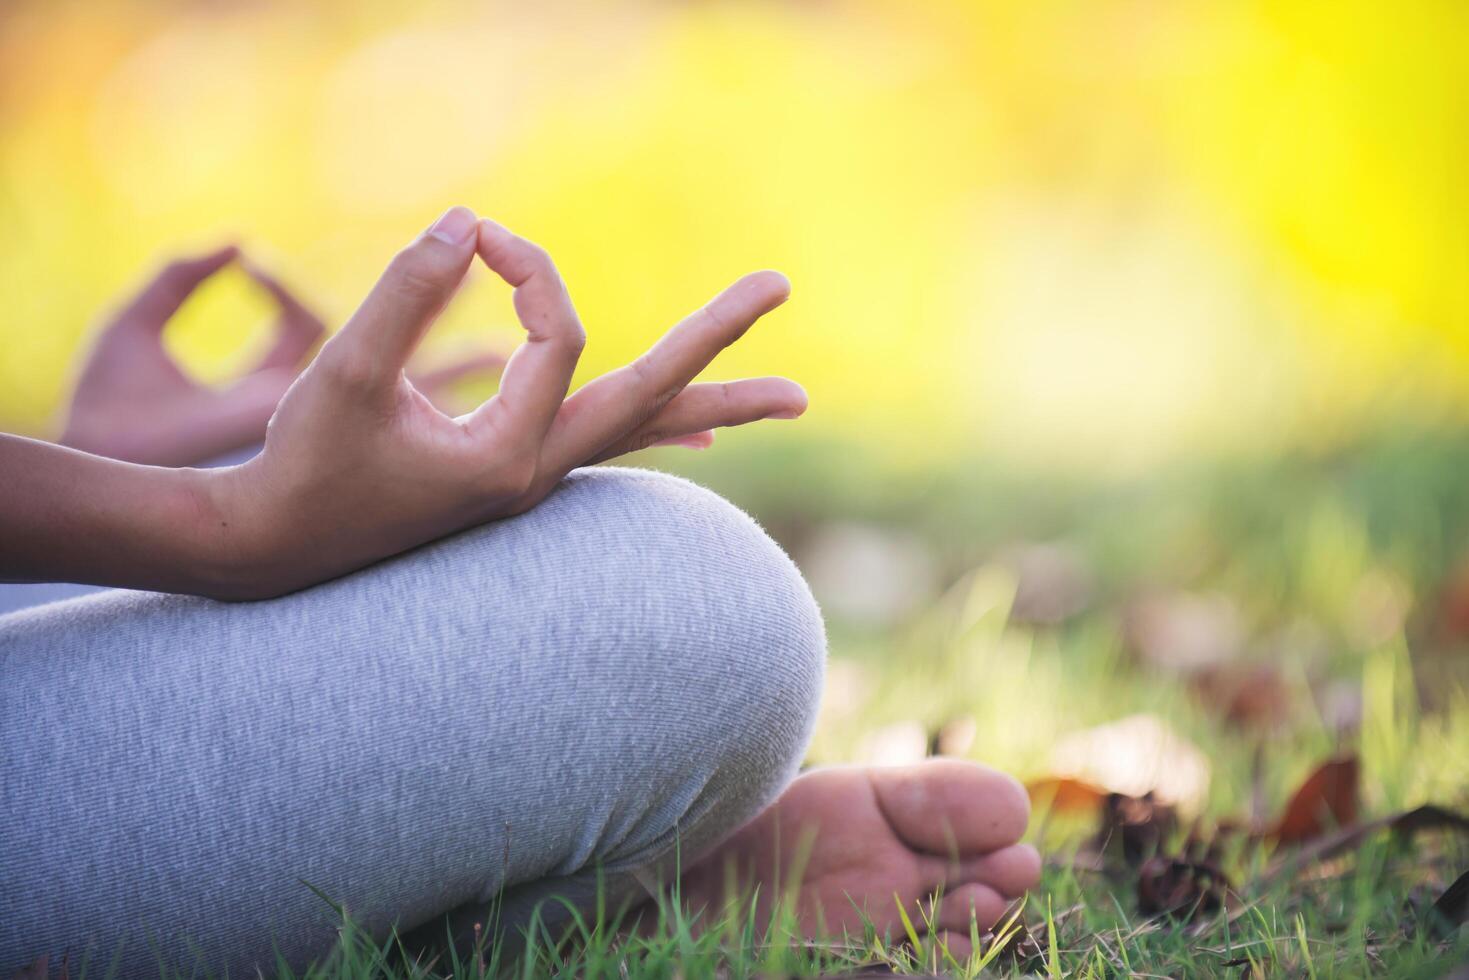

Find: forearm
0;434;233;596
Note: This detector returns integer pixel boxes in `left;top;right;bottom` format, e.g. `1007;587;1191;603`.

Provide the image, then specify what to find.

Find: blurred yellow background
2;0;1466;469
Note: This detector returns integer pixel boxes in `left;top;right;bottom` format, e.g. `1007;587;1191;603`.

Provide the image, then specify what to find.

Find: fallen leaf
799;523;938;627
1049;714;1211;812
1006;542;1093;625
1315;679;1364;736
1094;792;1178;867
1261;804;1469;888
1026;776;1110;814
1136;856;1232;922
1191;664;1293;732
1126;592;1242;673
1427;868;1469;939
1346;568;1411;647
1271;755;1359;844
1434;554;1469;642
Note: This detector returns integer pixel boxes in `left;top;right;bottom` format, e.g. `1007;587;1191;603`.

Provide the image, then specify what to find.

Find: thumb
325;206;478;385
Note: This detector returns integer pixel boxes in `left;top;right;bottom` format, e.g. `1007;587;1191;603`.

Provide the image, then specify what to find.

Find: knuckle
626;356;676;408
385;248;448;301
563;323;587;355
519;238;553;269
716;381;739;426
629;353;655;386
699;301;733;336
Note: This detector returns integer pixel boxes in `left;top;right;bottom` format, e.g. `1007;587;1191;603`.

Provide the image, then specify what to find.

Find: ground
110;428;1469;978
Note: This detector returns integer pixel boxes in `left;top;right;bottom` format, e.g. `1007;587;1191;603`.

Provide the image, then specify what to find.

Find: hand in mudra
60;246;506;467
59;246;325;466
209;206;803;596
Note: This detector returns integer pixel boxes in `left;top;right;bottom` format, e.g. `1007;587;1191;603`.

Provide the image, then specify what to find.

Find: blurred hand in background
59;245;322;466
58;246;506;467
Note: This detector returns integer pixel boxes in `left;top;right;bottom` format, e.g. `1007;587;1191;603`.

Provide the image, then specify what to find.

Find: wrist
175;464;274;600
0;435;282;599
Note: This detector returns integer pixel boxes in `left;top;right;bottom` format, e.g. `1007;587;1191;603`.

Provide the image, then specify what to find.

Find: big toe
868;758;1031;857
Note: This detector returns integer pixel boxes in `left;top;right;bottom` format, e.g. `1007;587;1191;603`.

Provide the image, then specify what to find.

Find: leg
0;467;826;977
0;582;111;617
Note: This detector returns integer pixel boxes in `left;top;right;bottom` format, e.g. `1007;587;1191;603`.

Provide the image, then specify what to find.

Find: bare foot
677;759;1041;956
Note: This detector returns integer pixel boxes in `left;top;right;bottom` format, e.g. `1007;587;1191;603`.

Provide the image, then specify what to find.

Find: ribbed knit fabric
0;467;826;977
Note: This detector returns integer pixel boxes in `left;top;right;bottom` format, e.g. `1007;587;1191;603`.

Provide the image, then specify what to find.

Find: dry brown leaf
799;523;938;627
1434;555;1469;643
1095;792;1178;867
1136;856;1232;922
1191;663;1294;732
1048;714;1211;812
1006;542;1093;625
1026;776;1110;814
1271;755;1359;844
1126;591;1242;673
1261;804;1469;888
1429;868;1469;939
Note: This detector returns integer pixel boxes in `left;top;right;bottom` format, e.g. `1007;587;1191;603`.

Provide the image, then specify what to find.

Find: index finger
116;245;239;331
468;220;585;448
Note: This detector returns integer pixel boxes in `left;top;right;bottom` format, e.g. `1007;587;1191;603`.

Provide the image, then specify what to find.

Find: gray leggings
0;468;826;977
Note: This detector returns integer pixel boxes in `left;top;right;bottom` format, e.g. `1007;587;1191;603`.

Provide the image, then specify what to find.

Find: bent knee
543;467;827;855
556;465;826;752
390;467;826;864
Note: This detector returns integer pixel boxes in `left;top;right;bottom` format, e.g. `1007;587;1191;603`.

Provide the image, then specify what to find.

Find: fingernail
427;206;477;245
764;409;802;420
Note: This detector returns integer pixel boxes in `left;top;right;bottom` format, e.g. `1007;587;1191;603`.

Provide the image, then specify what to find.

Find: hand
204;206;805;598
59;248;506;467
59;247;325;466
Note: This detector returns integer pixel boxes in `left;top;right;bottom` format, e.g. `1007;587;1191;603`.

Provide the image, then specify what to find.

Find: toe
932;929;976;962
929;881;1009;933
956;843;1042;897
869;759;1031;856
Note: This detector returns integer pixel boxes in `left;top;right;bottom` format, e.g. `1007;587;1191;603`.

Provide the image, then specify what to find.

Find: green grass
156;831;1469;979
62;428;1469;978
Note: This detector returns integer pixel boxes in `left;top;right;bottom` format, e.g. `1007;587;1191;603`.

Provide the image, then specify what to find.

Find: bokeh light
2;0;1466;470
